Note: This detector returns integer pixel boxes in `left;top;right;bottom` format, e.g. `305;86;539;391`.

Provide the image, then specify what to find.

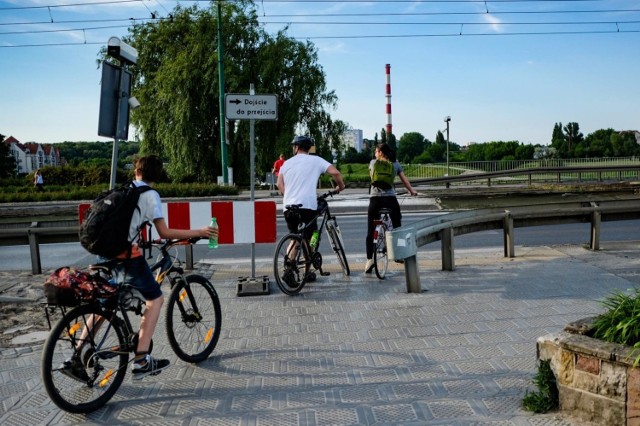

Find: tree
563;122;584;158
126;1;340;183
550;122;567;157
515;144;536;160
397;132;425;163
0;133;17;178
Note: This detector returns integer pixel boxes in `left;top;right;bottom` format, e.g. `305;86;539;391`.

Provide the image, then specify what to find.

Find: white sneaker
364;259;375;273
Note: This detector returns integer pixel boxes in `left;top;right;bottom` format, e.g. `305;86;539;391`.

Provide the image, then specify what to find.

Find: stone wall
537;330;640;425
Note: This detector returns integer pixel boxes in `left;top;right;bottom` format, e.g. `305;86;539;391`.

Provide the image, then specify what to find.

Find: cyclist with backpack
78;155;217;380
364;143;417;274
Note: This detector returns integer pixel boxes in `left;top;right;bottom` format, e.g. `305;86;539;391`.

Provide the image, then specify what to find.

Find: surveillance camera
107;36;138;65
128;97;141;109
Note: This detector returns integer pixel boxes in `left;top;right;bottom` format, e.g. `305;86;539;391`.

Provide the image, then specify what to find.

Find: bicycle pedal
321;271;330;276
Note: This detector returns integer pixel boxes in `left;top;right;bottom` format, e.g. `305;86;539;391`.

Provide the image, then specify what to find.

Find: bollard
28;222;42;274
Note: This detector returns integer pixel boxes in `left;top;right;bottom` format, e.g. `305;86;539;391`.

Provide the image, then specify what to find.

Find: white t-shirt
280;153;332;210
128;180;163;242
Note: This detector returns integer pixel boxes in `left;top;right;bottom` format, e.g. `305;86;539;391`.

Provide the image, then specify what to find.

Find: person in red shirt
272;154;286;177
271;154;286;188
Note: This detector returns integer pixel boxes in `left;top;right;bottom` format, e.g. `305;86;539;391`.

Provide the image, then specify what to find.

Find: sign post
225;89;278;296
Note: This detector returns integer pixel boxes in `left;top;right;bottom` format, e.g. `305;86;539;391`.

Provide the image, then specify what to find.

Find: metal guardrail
0;223;78;274
0;224;197;274
409;164;640;188
387;199;640;293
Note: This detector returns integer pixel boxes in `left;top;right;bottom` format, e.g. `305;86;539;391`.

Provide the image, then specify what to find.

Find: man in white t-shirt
277;136;345;246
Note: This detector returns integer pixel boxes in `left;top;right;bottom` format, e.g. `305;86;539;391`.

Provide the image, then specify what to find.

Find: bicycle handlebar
139;237;200;250
317;190;340;201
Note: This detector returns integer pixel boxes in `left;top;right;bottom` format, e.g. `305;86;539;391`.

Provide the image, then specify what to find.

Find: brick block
575;354;599;375
628;367;640;421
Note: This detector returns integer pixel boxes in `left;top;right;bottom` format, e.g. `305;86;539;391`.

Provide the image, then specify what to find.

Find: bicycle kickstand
318;267;330;277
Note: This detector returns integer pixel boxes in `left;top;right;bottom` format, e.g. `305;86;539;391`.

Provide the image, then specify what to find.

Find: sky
1;0;639;148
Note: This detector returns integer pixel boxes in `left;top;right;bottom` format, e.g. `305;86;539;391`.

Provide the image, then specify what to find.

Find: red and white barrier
79;200;277;244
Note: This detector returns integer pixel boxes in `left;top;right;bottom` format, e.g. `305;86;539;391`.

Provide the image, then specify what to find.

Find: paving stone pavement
2;242;638;425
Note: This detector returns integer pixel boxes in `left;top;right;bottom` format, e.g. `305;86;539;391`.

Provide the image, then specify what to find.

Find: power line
0;0;624;8
0;0;145;10
259;19;640;26
295;28;640;39
1;0;638;47
2;26;637;47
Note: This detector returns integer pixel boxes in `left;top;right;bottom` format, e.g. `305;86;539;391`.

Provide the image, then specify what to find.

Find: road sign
225;93;278;121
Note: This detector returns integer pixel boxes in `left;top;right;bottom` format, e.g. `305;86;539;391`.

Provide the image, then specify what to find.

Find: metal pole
217;1;228;184
109;64;126;190
249;84;256;277
446;119;450;178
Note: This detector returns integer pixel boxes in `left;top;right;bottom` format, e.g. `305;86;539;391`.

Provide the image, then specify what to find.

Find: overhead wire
0;0;639;47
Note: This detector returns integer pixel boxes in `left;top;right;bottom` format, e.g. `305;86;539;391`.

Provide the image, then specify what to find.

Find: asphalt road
2;212;640;272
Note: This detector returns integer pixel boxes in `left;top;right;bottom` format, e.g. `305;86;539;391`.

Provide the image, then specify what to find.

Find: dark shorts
113;256;163;301
284;208;318;242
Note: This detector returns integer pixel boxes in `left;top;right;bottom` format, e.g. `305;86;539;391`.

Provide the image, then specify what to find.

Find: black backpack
79;182;152;259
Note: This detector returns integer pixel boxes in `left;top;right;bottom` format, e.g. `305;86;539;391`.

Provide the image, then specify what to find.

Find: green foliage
0;182;238;203
24;165;132;187
0;133;17;178
54;141;141;167
125;1;340;184
343;146;371;164
592;289;640;347
0;163;239;203
551;122;591;158
397;132;426;163
591;288;640;366
522;359;559;413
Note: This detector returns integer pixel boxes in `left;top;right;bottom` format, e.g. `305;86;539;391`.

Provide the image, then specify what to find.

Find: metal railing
387;198;640;293
0;223;78;274
402;157;640;186
405;164;640;188
0;223;197;274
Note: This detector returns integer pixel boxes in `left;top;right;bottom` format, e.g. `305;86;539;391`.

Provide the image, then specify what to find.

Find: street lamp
444;116;451;180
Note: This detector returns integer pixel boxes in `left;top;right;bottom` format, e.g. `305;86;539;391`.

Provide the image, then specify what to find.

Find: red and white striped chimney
385;64;392;137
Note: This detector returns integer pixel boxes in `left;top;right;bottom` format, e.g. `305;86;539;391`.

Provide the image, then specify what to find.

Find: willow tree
125;0;340;183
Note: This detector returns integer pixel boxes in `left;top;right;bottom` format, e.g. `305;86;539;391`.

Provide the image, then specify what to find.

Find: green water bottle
310;230;319;248
208;217;218;249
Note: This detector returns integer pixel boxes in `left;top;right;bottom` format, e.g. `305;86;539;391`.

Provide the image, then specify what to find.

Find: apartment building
3;136;61;174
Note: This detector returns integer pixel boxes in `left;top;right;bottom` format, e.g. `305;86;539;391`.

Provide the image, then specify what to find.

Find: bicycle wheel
273;233;309;295
374;226;389;279
325;221;350;276
166;274;222;363
41;304;128;414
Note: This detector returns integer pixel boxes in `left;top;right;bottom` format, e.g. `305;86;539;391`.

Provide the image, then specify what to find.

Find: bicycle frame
274;190;350;295
297;199;333;249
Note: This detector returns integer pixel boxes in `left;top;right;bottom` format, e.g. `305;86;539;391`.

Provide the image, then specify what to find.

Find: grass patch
522;359;559;413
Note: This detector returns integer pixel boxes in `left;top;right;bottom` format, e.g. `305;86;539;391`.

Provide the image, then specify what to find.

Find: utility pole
444;116;451;188
217;1;228;184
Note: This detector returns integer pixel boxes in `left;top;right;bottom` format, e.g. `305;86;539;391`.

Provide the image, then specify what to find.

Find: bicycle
372;208;393;279
40;237;222;414
273;190;350;295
